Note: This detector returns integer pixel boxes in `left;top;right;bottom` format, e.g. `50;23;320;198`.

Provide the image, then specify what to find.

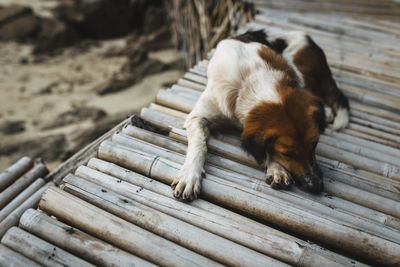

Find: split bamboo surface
19;208;155;267
97;140;400;265
38;186;222;267
0;157;33;192
0;162;48;209
0;244;41;267
63;172;286;267
1;1;399;265
1;227;94;267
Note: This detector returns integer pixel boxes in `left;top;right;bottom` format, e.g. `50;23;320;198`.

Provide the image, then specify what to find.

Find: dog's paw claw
172;167;202;201
266;165;292;190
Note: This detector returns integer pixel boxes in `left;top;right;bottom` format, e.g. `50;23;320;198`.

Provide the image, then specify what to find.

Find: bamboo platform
1;0;400;266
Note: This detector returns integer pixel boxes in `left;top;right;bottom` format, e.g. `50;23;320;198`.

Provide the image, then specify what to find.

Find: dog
171;29;349;200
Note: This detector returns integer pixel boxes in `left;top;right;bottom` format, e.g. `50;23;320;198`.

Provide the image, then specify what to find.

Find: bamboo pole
64;173;286;267
19;209;155;267
317;142;400;180
338;127;400;148
149;103;187;119
177;78;205;91
350;109;400;131
156;89;196;113
183;72;207;85
0;183;49;238
0;157;33;192
347;122;400;144
86;157;368;267
122;124;262;180
324;128;400;159
123;123;400;201
109;134;400;232
38;186;221;267
0;178;45;222
1;227;94;267
97;141;400;265
0;244;41;267
0;163;48;209
350;101;400;123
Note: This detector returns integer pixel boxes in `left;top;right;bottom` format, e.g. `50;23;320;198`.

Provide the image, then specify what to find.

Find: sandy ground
0;38;183;171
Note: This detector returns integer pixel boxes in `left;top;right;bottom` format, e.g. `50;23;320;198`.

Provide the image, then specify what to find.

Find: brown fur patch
241;87;322;177
257;46;299;88
293;36;349;115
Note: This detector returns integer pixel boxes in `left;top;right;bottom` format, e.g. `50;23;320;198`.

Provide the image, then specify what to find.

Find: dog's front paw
171;166;203;201
266;164;293;189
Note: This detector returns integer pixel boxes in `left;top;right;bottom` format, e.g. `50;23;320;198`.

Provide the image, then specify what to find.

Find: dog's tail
328;80;350;130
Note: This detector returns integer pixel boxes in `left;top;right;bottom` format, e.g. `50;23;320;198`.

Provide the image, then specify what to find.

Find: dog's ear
312;100;326;133
241;129;276;165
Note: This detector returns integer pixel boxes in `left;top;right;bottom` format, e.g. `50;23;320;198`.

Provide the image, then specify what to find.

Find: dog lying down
172;29;349;200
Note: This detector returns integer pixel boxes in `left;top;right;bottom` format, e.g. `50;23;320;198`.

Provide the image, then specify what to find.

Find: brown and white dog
171;29;349;200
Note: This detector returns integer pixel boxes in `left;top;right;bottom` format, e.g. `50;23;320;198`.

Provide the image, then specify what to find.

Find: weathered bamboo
86;157;367;267
1;227;94;267
122;124;262;179
97;141;400;265
149;103;187;119
0;184;49;238
39;186;220;267
338;127;400;148
348;122;400;144
0;244;40;267
65;172;286;267
19;209;155;267
123;123;400;201
316;142;400;180
350;109;400;131
177;78;205;91
0;178;45;222
0;157;33;192
350;101;400;123
0;163;48;209
324;128;400;159
156;89;196;113
183;72;207;85
109;134;400;233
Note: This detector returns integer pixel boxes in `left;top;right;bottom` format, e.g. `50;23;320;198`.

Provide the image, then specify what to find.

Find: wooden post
19;209;155;267
38;186;221;267
0;157;33;192
1;227;94;267
74;165;366;267
0;244;40;267
0;178;45;222
63;173;286;267
0;184;49;238
0;163;48;209
97;142;400;265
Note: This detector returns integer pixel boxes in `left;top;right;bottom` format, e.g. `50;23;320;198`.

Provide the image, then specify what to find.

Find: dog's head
241;88;325;193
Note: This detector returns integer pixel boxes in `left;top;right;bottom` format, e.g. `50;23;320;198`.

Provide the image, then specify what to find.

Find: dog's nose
306;178;324;194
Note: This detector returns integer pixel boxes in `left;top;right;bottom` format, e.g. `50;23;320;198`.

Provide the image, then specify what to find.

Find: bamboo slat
64;172;286;267
0;163;48;209
1;227;94;267
85;158;367;267
0;178;45;222
0;244;40;267
0;157;33;192
110;133;400;232
97;140;400;265
19;209;155;267
38;186;221;267
0;184;49;238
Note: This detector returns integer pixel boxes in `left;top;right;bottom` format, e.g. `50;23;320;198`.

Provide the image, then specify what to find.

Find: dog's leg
171;94;220;201
266;155;293;189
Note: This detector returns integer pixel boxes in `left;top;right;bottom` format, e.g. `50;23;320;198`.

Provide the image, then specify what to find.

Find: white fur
332;107;349;130
172;39;285;199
